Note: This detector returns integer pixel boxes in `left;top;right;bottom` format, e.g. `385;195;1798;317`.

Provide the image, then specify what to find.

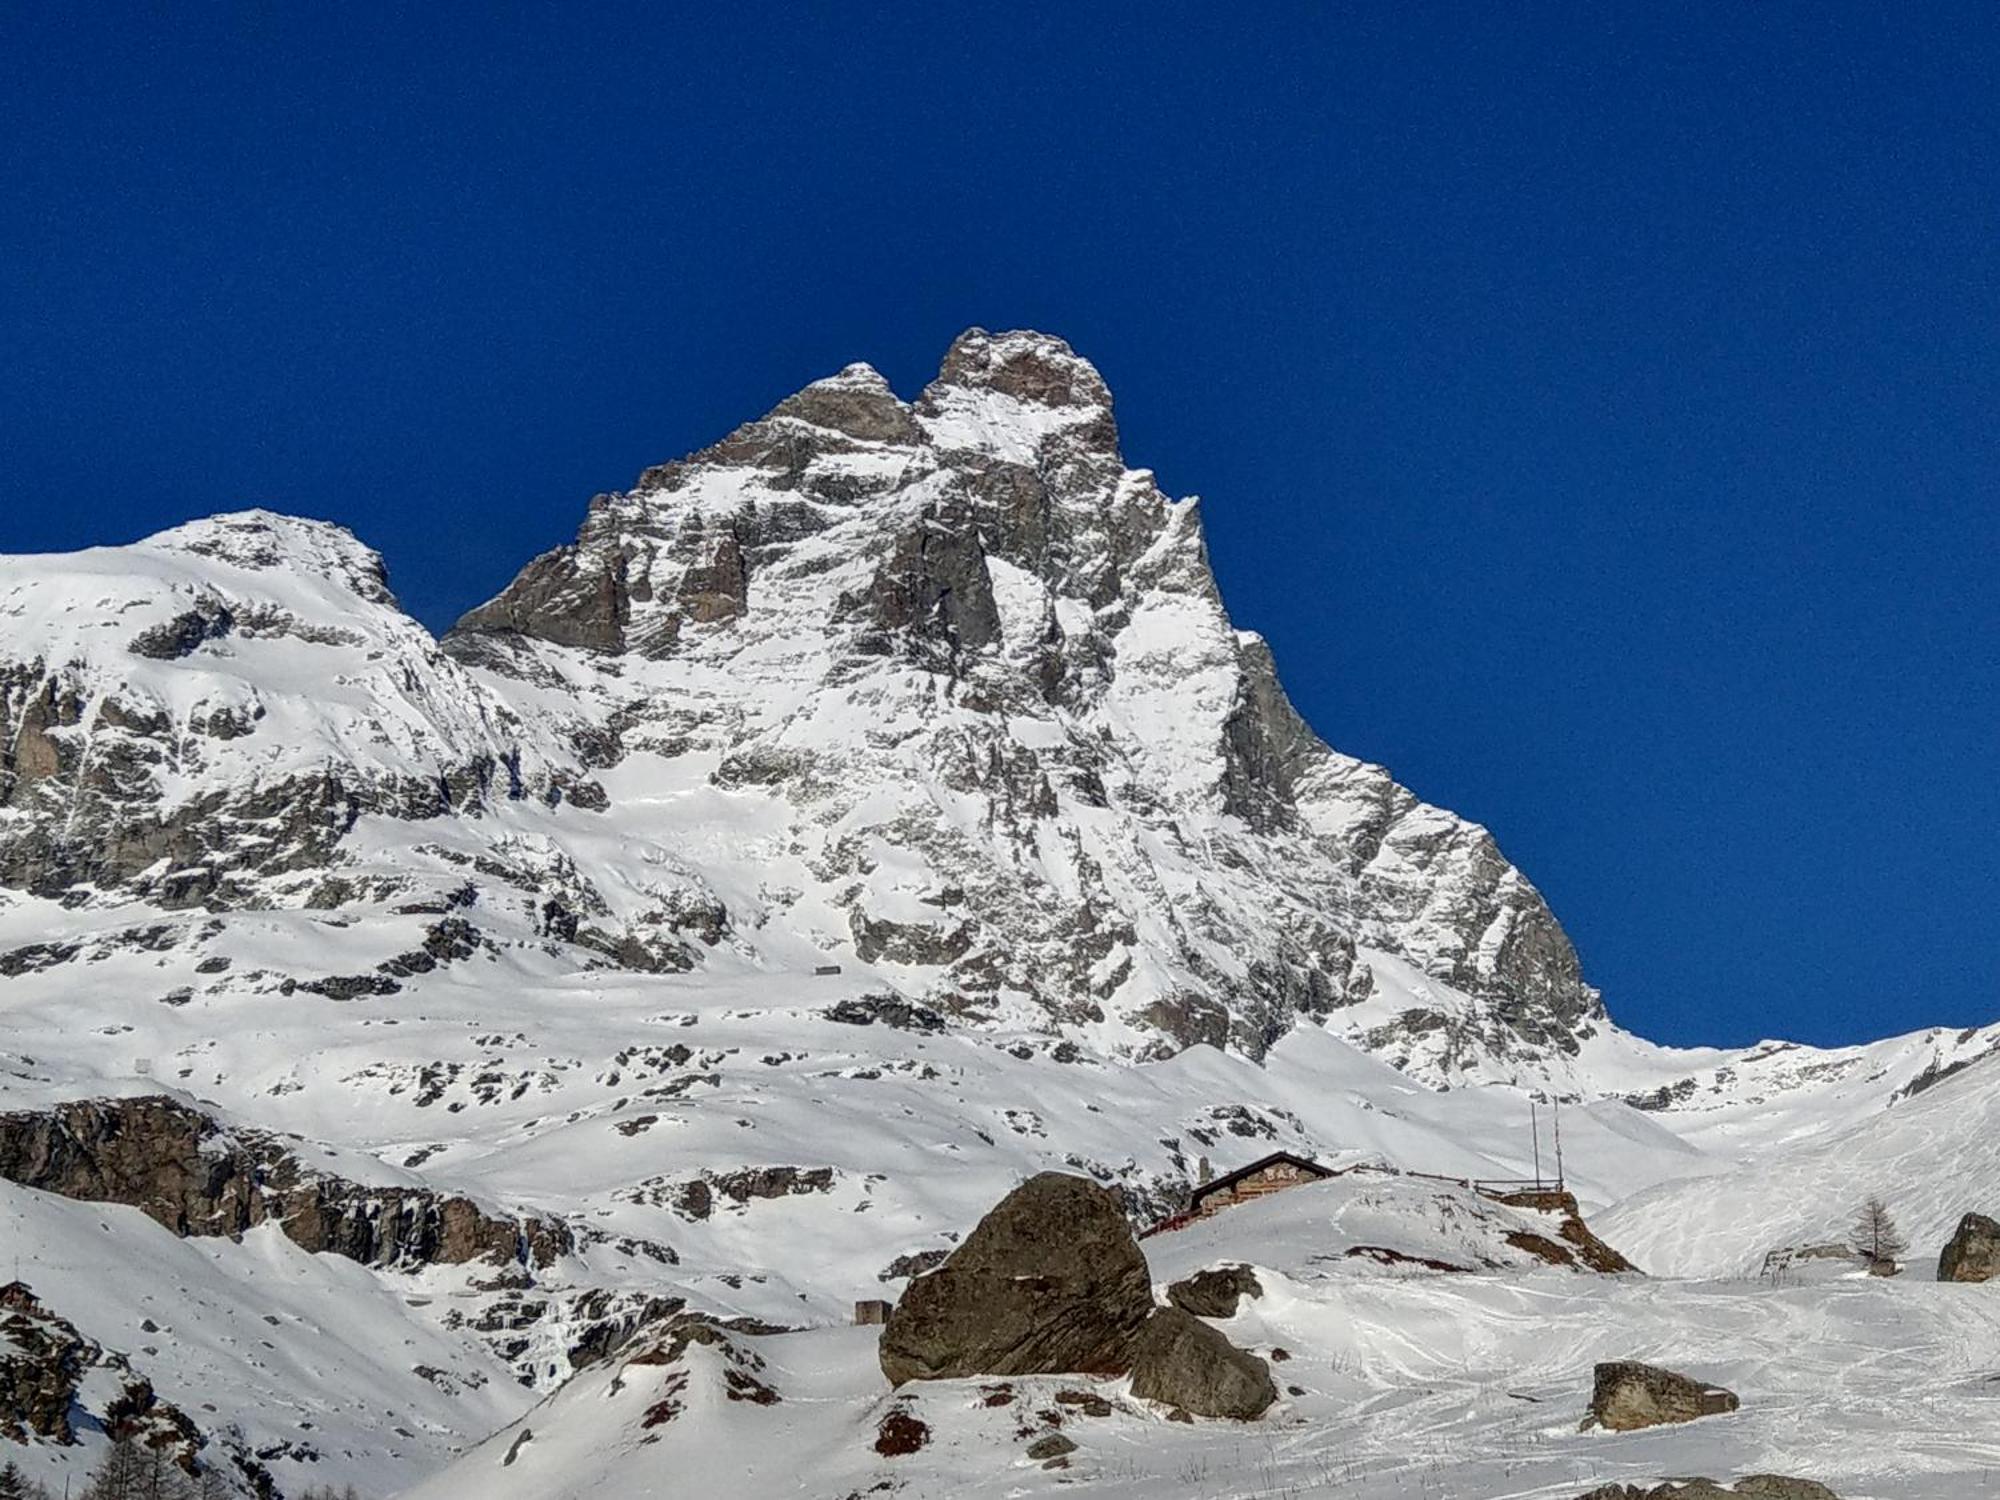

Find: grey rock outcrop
1127;1306;1276;1419
1576;1480;1840;1500
877;1172;1153;1384
1165;1264;1263;1319
1585;1361;1739;1431
0;512;613;916
0;1096;569;1270
1937;1212;2000;1282
0;1282;207;1475
0;1281;92;1444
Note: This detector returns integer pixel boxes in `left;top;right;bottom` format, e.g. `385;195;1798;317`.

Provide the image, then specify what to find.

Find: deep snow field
8;924;2000;1499
403;1179;2000;1500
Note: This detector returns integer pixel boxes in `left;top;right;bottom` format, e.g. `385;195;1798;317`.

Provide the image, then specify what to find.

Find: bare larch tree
1851;1195;1909;1266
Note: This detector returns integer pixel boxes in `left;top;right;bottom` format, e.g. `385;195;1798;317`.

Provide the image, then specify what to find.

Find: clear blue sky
3;5;1995;1049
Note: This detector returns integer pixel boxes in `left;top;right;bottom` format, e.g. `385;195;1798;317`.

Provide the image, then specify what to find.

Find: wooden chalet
1184;1151;1334;1221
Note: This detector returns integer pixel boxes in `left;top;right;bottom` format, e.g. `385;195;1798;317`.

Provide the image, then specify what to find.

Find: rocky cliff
0;1095;567;1269
445;328;1602;1063
0;331;1600;1071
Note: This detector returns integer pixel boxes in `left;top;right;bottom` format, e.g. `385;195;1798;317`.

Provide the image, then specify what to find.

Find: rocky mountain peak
429;330;1602;1066
926;327;1114;414
770;362;919;444
143;508;398;608
0;329;1607;1074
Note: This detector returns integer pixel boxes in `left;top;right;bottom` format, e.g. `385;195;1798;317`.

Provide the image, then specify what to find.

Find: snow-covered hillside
1;331;1994;1498
405;1179;2000;1500
1596;1043;2000;1278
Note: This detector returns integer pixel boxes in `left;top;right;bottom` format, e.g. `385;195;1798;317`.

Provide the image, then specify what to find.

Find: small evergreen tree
0;1460;31;1500
1851;1195;1909;1265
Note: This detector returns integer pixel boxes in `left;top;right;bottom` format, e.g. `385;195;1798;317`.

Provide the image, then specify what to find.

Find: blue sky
3;5;1994;1048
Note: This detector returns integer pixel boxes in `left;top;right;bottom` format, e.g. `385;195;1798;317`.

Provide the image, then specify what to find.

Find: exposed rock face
606;1309;784;1430
1127;1306;1277;1419
1165;1264;1263;1319
1937;1212;2000;1282
1488;1189;1638;1273
0;513;614;915
823;995;948;1033
0;1096;568;1269
0;1283;206;1474
664;1166;837;1222
1586;1361;1740;1432
441;329;1603;1066
1575;1480;1840;1500
561;1291;687;1371
0;1282;91;1444
878;1173;1153;1384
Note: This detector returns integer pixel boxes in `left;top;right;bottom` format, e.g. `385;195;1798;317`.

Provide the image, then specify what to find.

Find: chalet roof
1188;1150;1333;1207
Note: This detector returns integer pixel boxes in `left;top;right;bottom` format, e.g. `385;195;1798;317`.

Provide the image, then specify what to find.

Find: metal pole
1553;1097;1565;1191
1530;1099;1543;1189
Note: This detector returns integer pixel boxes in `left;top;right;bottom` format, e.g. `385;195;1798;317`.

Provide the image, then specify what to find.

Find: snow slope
406;1186;2000;1500
0;330;1994;1498
0;1181;529;1497
1597;1048;2000;1278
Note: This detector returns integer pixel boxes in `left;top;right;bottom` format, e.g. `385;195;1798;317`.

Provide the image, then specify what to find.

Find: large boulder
877;1173;1154;1384
1165;1264;1263;1319
1127;1306;1276;1419
1585;1361;1739;1432
1937;1212;2000;1282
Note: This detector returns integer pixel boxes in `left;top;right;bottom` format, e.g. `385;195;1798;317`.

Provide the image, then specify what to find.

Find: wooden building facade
1184;1151;1334;1221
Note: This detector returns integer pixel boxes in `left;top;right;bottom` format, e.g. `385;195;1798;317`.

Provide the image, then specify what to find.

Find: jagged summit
431;328;1602;1064
927;326;1116;411
0;330;1606;1067
450;328;1132;657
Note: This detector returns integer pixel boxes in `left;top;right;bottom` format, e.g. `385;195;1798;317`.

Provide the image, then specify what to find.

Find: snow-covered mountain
1;330;1993;1499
